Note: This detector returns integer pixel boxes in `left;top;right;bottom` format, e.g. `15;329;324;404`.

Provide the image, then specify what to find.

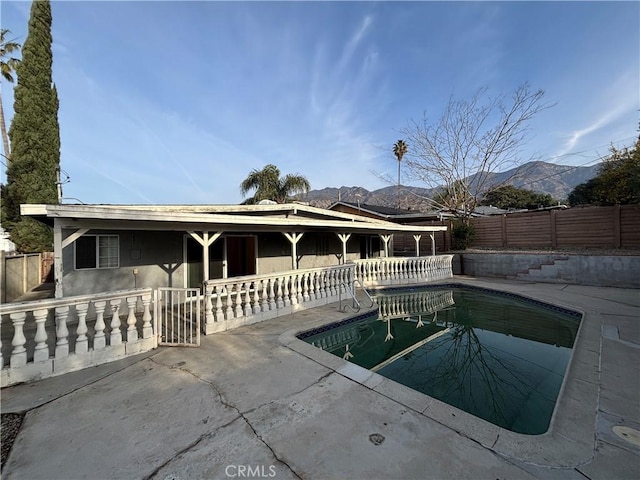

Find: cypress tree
2;0;60;252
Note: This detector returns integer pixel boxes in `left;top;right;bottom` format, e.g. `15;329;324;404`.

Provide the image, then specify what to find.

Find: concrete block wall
459;253;640;288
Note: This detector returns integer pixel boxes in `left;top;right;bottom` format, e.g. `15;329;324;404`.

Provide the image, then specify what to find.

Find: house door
185;236;224;288
360;235;381;259
185;237;203;288
227;236;256;277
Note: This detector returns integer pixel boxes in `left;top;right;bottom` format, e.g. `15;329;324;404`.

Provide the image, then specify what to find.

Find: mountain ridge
305;161;599;210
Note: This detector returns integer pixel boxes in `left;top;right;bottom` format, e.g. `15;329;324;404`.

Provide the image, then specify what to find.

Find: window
75;235;119;269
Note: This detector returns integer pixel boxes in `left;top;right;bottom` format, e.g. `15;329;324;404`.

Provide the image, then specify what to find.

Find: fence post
501;215;507;248
0;250;5;304
550;210;558;249
613;204;621;248
22;254;28;295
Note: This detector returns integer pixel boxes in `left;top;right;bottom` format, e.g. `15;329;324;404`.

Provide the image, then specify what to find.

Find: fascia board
24;204;447;233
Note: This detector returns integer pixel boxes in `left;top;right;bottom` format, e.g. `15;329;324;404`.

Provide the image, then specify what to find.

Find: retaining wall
458;253;640;288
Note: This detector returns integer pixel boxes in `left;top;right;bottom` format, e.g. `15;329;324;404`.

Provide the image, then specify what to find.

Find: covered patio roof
21;203;449;235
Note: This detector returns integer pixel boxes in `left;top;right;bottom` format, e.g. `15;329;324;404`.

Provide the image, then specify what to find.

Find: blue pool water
298;285;581;435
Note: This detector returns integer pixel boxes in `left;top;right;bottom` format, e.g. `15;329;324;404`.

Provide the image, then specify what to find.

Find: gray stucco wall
257;232;362;272
61;230;186;296
60;230;373;296
459;253;640;288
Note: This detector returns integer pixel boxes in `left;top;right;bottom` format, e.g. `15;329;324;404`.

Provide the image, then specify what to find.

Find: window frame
74;234;120;270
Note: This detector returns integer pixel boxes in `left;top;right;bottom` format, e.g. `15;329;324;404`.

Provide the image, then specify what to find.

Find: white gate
155;288;201;347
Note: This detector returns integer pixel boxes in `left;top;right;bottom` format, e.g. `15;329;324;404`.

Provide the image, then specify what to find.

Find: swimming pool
298;285;582;435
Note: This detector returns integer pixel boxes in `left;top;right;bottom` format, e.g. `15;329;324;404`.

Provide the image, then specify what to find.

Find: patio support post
283;232;304;269
430;233;435;256
53;221;63;298
55;224;90;298
188;231;222;282
336;233;351;264
413;234;422;257
380;234;392;258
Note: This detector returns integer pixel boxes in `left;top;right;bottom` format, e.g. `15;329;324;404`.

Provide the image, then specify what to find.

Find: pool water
298;286;581;435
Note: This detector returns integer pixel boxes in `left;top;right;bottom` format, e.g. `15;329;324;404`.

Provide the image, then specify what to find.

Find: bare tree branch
402;84;553;219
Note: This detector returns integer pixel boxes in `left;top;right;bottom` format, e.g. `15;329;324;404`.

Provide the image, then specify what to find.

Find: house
21;203;449;298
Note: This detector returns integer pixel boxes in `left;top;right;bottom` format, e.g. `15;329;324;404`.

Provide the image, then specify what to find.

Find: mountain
305;161;599;210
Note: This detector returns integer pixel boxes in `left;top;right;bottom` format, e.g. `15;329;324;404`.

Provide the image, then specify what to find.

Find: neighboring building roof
473;205;510;216
21;203;448;235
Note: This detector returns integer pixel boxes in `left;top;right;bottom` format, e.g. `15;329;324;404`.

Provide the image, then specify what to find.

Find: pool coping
279;278;599;468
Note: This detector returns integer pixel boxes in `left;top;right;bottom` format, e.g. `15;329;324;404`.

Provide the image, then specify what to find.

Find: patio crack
147;357;303;479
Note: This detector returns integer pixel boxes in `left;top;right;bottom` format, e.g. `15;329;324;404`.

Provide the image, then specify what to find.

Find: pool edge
280;278;598;468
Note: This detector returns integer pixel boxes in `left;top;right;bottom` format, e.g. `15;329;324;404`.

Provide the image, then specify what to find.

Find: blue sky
1;0;638;204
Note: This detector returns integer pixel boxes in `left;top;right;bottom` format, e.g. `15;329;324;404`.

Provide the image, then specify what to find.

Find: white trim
21;204;448;234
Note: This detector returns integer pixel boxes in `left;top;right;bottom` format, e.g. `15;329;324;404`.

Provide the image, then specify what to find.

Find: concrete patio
1;277;639;479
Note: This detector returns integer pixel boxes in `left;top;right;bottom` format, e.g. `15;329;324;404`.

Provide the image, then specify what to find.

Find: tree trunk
0;90;10;162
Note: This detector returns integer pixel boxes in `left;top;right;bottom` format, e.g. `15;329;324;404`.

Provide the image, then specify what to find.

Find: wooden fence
1;252;54;304
470;205;640;249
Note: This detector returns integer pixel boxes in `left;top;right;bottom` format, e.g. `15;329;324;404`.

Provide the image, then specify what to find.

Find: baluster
302;273;310;302
283;275;291;306
94;301;107;349
268;278;277;310
215;286;224;321
311;272;319;300
55;305;70;358
326;271;333;297
306;273;313;301
109;299;122;346
235;283;243;318
203;283;214;328
141;293;153;338
252;281;261;314
275;277;284;309
296;274;304;304
316;272;324;299
75;303;89;354
261;280;269;311
225;286;234;319
290;275;298;305
243;283;253;316
10;312;27;367
126;296;139;342
33;308;50;362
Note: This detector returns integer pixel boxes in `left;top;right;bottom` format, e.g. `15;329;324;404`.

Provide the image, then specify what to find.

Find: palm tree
1;29;21;162
393;140;408;208
240;164;310;204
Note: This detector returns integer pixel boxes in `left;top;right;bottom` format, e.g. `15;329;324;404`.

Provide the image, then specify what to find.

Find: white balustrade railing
352;255;453;287
376;289;455;320
0;288;155;387
203;264;356;334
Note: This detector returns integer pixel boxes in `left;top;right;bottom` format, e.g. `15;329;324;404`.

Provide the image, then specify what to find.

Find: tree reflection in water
304;287;579;435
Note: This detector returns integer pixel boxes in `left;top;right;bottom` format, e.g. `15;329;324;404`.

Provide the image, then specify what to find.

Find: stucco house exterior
21;203;449;298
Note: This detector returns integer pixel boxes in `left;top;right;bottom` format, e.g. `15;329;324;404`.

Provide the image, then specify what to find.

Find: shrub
452;221;475;250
